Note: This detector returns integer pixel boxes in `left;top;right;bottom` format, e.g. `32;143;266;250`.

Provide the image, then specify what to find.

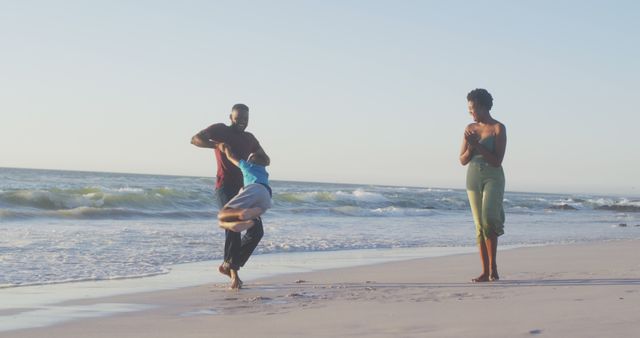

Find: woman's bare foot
490;270;499;281
218;262;231;278
471;273;490;283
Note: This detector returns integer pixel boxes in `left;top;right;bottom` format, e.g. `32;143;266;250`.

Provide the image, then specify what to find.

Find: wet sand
3;240;640;338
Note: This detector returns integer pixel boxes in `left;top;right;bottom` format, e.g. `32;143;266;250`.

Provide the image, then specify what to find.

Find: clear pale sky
1;1;639;195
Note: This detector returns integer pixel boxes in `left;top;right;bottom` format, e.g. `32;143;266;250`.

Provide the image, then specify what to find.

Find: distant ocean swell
0;208;217;220
0;187;205;210
1;186;639;221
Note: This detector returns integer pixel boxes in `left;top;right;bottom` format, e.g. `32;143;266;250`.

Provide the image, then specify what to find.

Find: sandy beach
2;239;639;338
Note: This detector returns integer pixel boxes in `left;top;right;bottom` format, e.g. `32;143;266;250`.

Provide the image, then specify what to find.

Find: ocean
1;167;639;288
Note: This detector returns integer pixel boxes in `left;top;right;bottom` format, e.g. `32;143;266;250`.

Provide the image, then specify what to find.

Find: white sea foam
345;189;389;202
330;206;435;217
275;189;388;204
371;206;435;217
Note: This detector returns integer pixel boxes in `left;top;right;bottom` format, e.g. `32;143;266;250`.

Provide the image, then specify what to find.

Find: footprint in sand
246;296;272;302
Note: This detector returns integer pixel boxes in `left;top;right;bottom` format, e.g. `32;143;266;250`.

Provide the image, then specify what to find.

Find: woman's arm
459;125;477;165
459;134;474;165
474;124;507;167
493;123;507;166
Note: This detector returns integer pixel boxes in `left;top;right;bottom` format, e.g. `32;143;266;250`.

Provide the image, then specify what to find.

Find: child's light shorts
223;183;272;212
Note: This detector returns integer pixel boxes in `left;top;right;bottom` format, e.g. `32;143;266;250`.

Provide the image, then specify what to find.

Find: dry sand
3;240;639;338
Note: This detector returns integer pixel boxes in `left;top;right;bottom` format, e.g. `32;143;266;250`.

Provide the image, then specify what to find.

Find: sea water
1;167;639;288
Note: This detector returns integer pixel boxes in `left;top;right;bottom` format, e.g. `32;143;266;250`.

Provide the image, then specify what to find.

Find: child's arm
218;143;241;167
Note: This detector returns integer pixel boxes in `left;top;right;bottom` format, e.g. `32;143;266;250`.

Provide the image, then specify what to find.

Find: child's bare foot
471;273;490;283
219;220;255;232
218;262;231;278
239;207;264;221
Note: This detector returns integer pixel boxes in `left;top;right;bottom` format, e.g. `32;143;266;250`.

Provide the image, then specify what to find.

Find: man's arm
254;146;270;166
191;133;217;148
191;124;224;149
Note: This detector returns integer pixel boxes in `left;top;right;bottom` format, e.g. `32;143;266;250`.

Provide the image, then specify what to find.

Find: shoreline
0;245;488;319
2;239;640;337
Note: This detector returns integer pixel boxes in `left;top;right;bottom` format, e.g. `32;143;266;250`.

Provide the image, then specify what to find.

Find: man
191;103;269;289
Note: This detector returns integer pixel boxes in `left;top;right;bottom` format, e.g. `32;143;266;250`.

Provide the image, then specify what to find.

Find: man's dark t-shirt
201;123;260;194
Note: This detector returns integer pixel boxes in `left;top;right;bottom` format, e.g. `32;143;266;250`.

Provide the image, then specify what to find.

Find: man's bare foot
218;263;231;278
229;269;243;290
490;270;499;281
471;274;490;283
230;277;243;290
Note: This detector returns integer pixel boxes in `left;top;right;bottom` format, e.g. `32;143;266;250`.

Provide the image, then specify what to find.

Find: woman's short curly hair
467;88;493;111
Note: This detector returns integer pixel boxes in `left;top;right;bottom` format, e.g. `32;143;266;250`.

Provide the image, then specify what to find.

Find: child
217;143;272;232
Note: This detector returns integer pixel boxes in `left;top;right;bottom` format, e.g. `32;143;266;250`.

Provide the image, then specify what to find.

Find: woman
459;88;507;282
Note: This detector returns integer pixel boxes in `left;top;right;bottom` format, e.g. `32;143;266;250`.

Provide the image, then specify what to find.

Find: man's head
230;103;249;132
247;152;269;166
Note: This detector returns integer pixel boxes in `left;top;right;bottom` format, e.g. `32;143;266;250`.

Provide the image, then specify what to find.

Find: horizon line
0;166;635;197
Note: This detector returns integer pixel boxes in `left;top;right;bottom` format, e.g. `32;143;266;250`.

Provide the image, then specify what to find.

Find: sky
1;1;639;195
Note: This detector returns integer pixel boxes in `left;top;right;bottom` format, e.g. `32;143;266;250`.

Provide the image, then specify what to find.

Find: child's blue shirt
238;160;269;187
